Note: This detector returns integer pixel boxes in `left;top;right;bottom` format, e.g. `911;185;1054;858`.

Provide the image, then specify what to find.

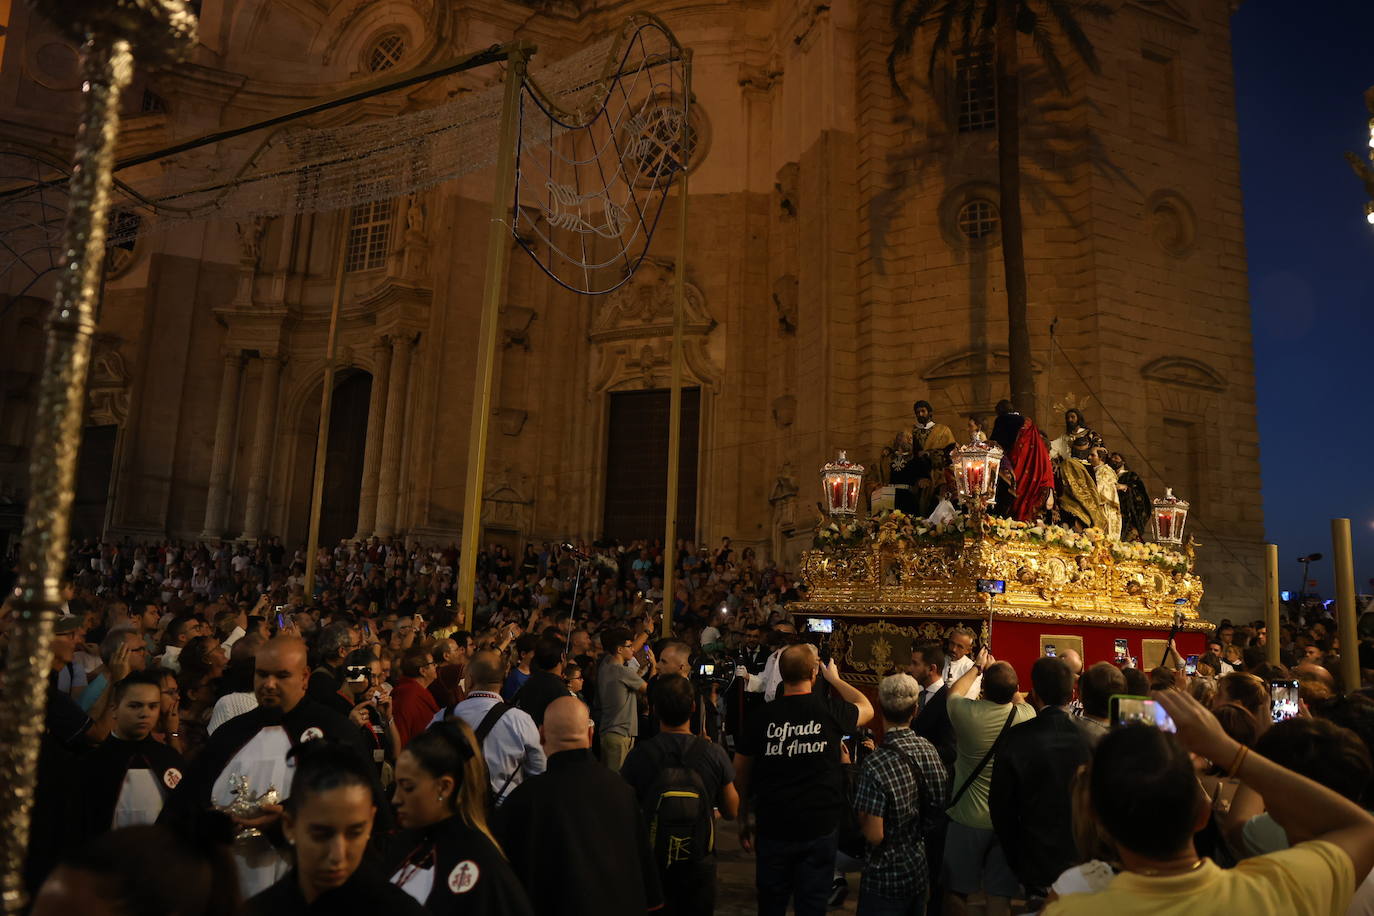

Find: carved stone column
200;350;245;537
374;335;415;537
240;354;283;538
354;338;392;538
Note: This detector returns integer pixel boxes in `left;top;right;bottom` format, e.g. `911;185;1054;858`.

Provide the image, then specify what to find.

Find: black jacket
380;816;533;916
987;706;1093;889
512;669;571;727
246;868;426;916
495;748;663;915
913;685;956;777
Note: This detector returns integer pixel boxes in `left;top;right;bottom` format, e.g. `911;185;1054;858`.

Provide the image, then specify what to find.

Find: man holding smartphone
598;627;655;772
1044;688;1374;913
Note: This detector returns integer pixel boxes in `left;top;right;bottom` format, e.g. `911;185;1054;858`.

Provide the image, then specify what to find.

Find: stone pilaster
200;349;244;537
240;354;282;539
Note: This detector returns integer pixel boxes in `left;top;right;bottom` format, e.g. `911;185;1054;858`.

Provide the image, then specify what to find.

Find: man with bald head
163;636;384;898
496;696;663;915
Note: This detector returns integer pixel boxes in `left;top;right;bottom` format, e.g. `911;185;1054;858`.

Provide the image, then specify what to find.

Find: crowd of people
4;532;1374;916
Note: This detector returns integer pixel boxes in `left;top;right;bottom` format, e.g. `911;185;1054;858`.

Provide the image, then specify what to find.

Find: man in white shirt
744;622;796;701
432;649;545;803
943;626;981;697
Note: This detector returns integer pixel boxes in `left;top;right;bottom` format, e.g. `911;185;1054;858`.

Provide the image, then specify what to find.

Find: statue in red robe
1006;418;1055;522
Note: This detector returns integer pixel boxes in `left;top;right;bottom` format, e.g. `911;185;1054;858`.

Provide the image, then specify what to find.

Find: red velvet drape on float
1009;418;1055;522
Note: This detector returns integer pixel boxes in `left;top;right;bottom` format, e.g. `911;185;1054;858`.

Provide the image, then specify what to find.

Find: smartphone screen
1185;654;1199;676
1113;638;1128;662
1043;643;1057;657
275;612;286;630
1270;680;1300;723
1110;694;1177;732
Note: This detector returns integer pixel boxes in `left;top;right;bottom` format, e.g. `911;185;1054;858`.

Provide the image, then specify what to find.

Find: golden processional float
790;443;1212;686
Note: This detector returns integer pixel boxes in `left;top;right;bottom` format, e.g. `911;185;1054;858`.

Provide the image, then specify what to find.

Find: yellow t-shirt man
1044;840;1355;916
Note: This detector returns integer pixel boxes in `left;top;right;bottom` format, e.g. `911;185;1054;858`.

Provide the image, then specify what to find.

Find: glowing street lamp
951;440;1003;513
1152;487;1191;546
821;451;865;517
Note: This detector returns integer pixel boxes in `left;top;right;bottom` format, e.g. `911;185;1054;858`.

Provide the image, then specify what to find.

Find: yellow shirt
1045;841;1355;916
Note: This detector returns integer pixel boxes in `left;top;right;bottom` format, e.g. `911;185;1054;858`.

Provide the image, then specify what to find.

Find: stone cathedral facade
0;0;1264;619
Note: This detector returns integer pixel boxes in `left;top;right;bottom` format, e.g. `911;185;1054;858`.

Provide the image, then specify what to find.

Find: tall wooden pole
303;217;350;601
458;46;533;629
1332;518;1360;692
661;53;692;640
1264;543;1281;665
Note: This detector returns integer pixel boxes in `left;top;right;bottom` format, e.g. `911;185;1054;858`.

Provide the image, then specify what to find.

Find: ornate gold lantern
1152;487;1190;545
821;450;864;517
951;440;1003;512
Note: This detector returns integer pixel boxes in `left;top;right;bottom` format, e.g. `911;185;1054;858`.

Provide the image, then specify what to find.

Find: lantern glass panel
821;451;865;517
1152;487;1190;545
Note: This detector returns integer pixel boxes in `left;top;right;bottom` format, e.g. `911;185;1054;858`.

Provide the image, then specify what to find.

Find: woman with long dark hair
387;722;533;915
247;742;423;915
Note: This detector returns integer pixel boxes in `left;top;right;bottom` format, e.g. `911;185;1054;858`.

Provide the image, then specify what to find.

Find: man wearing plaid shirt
853;673;951;915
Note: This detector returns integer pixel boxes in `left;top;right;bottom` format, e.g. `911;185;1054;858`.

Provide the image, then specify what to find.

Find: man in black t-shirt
735;643;874;916
622;675;739;916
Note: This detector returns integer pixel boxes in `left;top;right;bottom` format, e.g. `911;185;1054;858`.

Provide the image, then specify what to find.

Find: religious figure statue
1109;451;1152;542
989;399;1054;521
889;400;955;516
964;413;986;444
1089;446;1122;540
1050;407;1103;462
1055;435;1107;531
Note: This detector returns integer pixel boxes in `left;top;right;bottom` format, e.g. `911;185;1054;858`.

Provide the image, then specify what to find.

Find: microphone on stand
561;542;590;559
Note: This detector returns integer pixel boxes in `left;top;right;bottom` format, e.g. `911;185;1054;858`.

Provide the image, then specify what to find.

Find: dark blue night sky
1232;0;1374;601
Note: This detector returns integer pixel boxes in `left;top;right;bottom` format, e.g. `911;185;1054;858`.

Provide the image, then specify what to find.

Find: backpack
643;738;715;870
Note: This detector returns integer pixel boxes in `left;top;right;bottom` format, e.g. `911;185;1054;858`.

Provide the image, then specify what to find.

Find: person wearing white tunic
162;637;388;899
1089;448;1122;541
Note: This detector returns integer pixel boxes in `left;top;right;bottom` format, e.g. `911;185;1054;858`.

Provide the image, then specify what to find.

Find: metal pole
1264;543;1281;666
661;53;692;641
1;2;194;908
458;46;533;629
1332;519;1360;692
303;216;350;602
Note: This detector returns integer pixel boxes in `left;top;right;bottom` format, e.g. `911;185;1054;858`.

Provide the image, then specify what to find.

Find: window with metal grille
140;89;167;114
366;33;406;73
345;199;395;272
629;102;699;185
956;199;999;240
955;49;996;133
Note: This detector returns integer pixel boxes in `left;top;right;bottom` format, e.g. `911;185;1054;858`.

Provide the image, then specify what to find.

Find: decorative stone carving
769;461;799;534
772;274;798;334
1146;190;1197;258
589;258;720;393
1140;356;1227;392
86;343;130;426
496;407;528;436
500;305;536;350
775;162;799;219
481;464;532;530
771;394;796;429
234;215;271;268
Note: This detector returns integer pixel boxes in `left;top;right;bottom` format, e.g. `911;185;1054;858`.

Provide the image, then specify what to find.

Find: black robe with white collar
81;734;186;837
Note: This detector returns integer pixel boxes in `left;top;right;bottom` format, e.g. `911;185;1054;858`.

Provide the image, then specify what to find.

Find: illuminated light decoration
1152;487;1190;546
951;440;1003;513
821;451;865;517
